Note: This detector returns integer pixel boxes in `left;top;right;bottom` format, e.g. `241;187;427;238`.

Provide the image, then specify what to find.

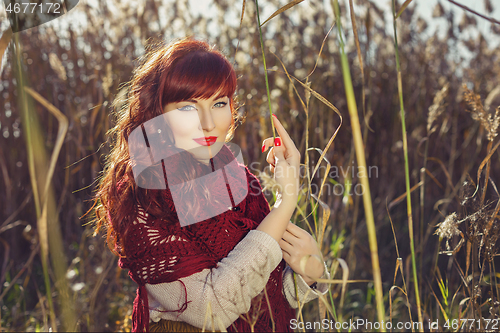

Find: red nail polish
272;114;277;119
274;138;281;146
261;144;265;153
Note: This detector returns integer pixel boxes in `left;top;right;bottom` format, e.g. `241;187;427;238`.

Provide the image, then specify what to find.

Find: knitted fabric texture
117;144;296;332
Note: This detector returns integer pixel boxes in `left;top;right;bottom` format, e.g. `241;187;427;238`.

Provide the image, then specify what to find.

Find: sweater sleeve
282;262;330;308
146;229;283;330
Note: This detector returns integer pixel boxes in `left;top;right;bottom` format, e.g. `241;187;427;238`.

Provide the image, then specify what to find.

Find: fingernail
272;114;277;120
261;144;265;153
274;138;281;146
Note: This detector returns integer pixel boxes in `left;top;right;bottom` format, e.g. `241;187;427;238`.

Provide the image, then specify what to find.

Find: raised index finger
272;114;296;150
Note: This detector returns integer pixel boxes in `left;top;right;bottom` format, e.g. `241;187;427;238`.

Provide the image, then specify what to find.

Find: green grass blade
13;33;76;332
391;0;423;330
333;0;385;328
255;0;276;140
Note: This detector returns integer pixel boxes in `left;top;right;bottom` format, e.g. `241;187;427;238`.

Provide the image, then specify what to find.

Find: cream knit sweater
146;229;330;330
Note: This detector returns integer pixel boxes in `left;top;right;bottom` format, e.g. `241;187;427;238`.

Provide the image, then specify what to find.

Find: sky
2;1;499;39
1;0;499;71
235;0;498;47
2;0;499;39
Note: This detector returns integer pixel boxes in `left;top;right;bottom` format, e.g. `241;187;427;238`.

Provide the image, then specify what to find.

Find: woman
94;38;329;332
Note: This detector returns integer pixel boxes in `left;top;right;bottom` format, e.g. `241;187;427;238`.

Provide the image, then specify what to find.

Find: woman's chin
189;142;224;163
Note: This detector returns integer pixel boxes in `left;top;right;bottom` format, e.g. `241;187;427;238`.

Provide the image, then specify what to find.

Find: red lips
193;136;218;146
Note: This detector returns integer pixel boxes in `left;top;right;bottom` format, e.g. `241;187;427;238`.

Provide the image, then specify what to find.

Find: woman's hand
261;114;301;203
256;114;301;242
279;222;325;286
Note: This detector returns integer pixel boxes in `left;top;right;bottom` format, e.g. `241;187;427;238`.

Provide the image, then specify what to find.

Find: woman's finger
261;138;271;153
263;138;288;167
279;238;293;251
261;136;280;153
262;115;300;160
266;146;275;165
271;115;296;151
285;222;307;238
273;144;291;167
281;230;299;245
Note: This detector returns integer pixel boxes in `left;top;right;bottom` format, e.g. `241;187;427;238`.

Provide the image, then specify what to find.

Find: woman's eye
214;101;227;108
178;105;196;111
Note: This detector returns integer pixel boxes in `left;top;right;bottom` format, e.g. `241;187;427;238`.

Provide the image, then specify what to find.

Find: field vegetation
1;0;500;331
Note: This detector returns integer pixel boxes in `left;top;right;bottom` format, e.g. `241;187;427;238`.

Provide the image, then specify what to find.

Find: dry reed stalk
387;204;413;326
254;0;276;140
12;33;56;331
421;83;449;253
12;34;76;331
463;85;500;208
0;27;12;75
347;0;368;131
391;0;423;329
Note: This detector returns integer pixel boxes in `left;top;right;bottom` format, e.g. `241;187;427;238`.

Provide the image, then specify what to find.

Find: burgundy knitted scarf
117;144;296;332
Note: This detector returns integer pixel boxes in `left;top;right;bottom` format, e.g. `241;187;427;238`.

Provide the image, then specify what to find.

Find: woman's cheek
169;112;199;134
222;107;233;129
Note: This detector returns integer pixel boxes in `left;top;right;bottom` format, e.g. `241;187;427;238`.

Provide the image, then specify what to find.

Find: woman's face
163;93;233;165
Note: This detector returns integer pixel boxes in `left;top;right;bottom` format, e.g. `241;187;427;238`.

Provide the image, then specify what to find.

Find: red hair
93;38;242;255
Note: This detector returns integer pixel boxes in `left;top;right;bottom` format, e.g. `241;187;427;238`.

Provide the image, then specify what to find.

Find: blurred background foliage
0;0;500;331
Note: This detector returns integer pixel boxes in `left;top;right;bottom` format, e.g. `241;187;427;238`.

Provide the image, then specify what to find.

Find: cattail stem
391;0;423;330
333;0;385;328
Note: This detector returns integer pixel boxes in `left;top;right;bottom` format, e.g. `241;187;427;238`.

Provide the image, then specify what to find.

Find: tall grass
333;0;385;327
10;31;76;331
391;0;423;330
1;0;500;331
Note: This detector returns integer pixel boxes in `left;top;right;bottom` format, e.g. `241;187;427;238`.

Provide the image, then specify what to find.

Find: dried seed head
485;0;493;14
102;63;113;97
463;84;500;141
459;176;477;207
49;53;67;81
484;85;500;112
432;2;445;17
427;82;449;134
488;106;500;141
473;285;482;300
436;212;461;240
459;12;477;32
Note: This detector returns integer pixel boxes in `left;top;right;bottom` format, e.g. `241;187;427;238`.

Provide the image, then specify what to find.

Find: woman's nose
198;108;215;132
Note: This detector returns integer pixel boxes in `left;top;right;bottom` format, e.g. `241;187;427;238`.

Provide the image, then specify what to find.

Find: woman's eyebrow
177;99;198;103
214;94;227;100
